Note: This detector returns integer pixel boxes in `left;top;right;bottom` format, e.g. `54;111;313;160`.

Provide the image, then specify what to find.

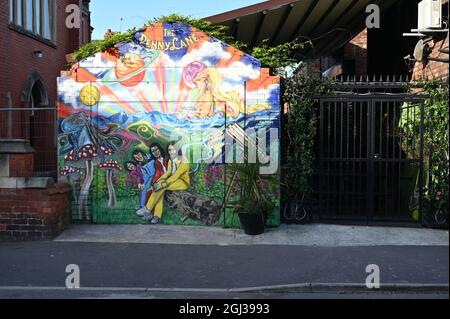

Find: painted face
133;152;145;163
151;146;162;159
168;145;178;160
127;163;135;171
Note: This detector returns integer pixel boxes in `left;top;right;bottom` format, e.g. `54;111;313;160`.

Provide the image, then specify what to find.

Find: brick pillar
0;139;72;241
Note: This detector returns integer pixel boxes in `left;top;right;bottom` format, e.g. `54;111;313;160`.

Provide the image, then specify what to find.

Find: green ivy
282;68;330;200
147;13;247;51
71;29;137;64
251;39;312;70
408;80;449;206
70;14;311;68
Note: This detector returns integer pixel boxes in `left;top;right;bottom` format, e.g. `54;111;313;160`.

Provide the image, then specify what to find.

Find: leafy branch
282;69;331;200
70;14;311;69
408;79;449;205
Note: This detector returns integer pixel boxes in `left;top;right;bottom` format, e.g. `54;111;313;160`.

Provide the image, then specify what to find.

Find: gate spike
346;75;350;82
386;75;390;82
353;75;356;82
366;75;369;82
406;74;410;82
393;74;396;82
399;74;403;82
372;74;376;82
379;74;383;82
360;75;363;82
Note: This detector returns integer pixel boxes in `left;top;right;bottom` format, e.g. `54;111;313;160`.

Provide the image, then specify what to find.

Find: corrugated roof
206;0;399;57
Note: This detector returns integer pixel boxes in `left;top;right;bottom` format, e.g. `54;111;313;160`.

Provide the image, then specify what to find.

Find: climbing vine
71;29;137;63
282;69;330;200
251;39;312;71
70;14;311;68
409;80;449;207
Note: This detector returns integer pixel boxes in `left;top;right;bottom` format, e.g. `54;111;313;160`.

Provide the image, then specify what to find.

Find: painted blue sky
90;0;264;40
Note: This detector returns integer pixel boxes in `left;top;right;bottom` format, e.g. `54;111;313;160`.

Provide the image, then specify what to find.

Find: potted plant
230;163;276;235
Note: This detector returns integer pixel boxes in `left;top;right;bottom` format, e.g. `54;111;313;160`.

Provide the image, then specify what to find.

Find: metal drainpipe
7;92;12;139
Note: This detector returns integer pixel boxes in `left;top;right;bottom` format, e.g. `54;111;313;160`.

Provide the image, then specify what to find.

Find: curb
235;283;450;294
1;283;448;294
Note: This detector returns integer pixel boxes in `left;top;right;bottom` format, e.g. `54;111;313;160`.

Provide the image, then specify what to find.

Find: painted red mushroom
99;159;122;208
77;144;98;220
100;145;113;156
60;166;83;204
64;149;75;162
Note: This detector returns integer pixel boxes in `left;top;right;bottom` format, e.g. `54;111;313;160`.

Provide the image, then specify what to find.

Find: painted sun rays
82;64;189;116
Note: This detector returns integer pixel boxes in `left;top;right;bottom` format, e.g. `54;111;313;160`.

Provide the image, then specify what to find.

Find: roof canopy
206;0;398;57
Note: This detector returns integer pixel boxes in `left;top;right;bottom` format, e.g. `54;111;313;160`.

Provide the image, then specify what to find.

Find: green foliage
148;13;247;51
190;163;224;202
283;68;330;199
71;13;245;64
70;14;310;69
229;163;277;219
71;29;136;63
251;39;312;70
408;80;449;206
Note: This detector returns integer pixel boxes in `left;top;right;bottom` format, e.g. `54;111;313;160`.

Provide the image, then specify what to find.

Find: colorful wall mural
57;22;280;227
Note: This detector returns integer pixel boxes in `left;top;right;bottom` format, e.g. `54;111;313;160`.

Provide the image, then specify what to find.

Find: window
42;0;51;39
9;0;55;42
17;0;23;27
25;0;33;31
35;0;40;35
9;0;14;22
9;0;23;26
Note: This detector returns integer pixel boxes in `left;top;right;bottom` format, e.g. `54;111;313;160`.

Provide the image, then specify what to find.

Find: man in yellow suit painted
145;142;190;224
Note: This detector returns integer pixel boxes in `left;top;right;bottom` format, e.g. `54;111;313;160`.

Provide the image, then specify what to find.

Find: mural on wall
57;22;280;227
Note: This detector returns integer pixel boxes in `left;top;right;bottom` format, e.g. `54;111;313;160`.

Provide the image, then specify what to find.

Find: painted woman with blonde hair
183;62;270;118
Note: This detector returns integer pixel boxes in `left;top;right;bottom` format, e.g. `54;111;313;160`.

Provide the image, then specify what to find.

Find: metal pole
419;99;425;222
428;103;434;190
7;92;12;138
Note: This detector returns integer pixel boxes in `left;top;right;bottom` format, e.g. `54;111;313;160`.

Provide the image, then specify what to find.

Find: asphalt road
0;242;448;299
0;288;448;299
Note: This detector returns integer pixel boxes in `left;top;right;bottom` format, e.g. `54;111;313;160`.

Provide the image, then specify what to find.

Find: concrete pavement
54;223;449;246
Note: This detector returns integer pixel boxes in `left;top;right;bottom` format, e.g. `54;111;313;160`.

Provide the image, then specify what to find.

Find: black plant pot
238;213;265;235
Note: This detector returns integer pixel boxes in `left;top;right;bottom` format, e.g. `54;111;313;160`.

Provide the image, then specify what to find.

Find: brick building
0;0;92;177
309;0;448;80
0;0;91;241
207;0;448;226
207;0;449;80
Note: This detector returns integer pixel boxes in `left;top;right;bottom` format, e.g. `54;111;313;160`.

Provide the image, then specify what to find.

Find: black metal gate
316;92;425;224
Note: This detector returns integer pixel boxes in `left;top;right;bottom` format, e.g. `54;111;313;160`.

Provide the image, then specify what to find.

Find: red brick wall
412;34;449;80
344;28;368;77
0;0;86;110
0;183;72;241
412;0;448;80
0;0;91;175
9;153;34;177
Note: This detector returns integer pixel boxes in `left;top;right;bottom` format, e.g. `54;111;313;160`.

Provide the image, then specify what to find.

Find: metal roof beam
310;0;364;56
289;0;320;42
231;18;240;40
309;0;341;38
270;3;295;46
251;10;268;48
317;0;391;56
